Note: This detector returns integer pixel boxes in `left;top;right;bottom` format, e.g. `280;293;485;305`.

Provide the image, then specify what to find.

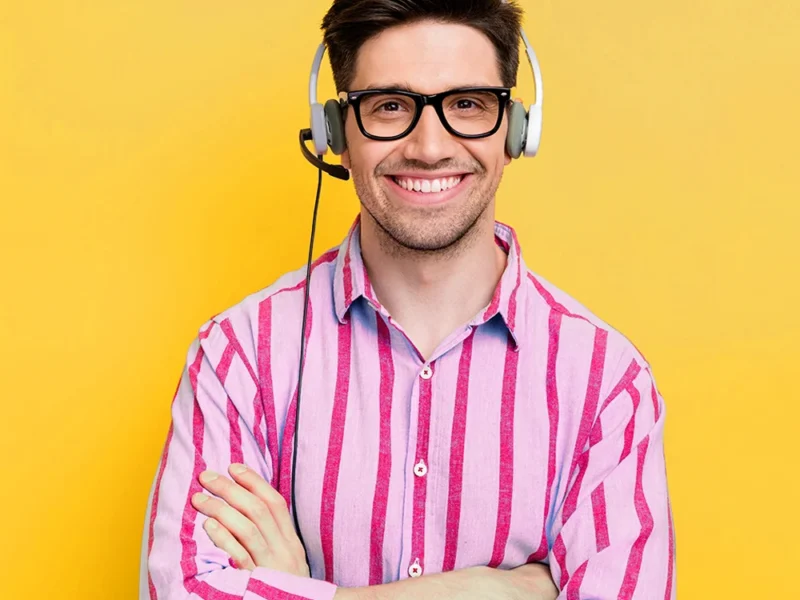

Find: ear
341;149;351;170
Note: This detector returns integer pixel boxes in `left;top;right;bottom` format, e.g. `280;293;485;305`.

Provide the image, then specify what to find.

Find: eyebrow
360;82;498;92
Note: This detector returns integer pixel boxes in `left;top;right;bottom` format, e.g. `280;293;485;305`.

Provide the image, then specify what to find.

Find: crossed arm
142;323;675;600
190;463;558;600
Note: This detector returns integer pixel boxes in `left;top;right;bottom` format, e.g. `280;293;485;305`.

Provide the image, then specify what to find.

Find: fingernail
194;493;209;503
201;470;219;482
205;519;217;530
230;464;247;475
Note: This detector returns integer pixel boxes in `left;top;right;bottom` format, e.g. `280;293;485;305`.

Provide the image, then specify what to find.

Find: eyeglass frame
339;86;512;142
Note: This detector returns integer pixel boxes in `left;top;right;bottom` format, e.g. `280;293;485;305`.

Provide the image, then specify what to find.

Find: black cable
290;158;323;568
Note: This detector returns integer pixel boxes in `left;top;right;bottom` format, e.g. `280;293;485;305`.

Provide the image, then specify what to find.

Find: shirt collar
333;216;528;348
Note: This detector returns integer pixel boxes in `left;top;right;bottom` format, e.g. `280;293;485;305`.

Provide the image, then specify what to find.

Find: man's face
340;21;512;253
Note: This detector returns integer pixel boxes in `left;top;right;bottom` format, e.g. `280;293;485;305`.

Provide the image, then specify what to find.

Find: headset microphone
299;129;350;180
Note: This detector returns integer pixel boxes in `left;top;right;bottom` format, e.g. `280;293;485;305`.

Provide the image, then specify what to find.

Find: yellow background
1;0;798;597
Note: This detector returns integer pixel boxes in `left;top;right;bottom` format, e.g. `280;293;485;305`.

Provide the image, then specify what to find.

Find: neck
359;210;507;360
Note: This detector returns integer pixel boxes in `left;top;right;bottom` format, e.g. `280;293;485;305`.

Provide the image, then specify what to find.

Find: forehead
350;21;502;93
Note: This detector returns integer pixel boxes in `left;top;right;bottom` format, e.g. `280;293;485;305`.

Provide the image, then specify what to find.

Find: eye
378;101;402;112
456;98;481;110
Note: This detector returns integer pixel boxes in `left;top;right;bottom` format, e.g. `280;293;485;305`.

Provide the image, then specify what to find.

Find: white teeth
394;176;464;193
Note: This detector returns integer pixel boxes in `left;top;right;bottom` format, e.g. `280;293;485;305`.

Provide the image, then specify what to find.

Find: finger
228;464;299;546
203;518;256;571
198;470;284;552
191;492;271;565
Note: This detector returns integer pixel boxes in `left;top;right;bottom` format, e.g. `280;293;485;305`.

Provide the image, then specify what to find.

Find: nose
401;105;459;165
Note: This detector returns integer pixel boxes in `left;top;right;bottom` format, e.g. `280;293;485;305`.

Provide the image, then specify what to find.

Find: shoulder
522;267;652;376
191;248;340;365
522;268;665;433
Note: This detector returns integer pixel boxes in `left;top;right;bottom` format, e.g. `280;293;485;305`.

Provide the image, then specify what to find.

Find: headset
299;25;543;180
292;8;544;565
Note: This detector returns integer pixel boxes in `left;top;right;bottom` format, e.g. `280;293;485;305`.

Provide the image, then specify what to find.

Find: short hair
321;0;524;92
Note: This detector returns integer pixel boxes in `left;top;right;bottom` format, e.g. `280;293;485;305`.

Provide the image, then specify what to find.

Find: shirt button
420;365;433;379
413;460;427;477
408;558;423;578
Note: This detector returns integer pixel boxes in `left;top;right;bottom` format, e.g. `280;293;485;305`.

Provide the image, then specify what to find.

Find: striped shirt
141;217;676;600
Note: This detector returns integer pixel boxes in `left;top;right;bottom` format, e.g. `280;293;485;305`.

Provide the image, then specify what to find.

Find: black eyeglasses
341;86;512;141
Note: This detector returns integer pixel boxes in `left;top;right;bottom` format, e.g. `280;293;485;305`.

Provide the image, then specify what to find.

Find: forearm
334;564;556;600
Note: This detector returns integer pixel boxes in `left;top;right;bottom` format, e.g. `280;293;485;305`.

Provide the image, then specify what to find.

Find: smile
385;173;472;205
391;175;464;194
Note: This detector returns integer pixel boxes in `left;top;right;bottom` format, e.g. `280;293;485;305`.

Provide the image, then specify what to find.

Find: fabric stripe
527;273;592;325
226;398;244;465
649;370;661;421
442;331;475;572
488;332;519;567
319;318;353;583
566;560;589;600
553;533;568;589
620;382;642;462
410;364;435;573
563;328;608;523
505;233;522;332
591;483;610;551
618;436;655;600
343;235;354;308
147;423;173;600
257;296;279;486
216;343;243;465
665;500;675;600
482;280;503;321
219;319;259;392
247;579;316;600
179;346;208;592
362;261;377;305
597;359;642;417
529;309;563;562
220;319;266;462
370;316;395;584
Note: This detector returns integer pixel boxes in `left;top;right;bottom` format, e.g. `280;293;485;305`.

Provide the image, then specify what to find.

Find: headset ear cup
505;101;528;160
523;103;542;157
324;99;346;155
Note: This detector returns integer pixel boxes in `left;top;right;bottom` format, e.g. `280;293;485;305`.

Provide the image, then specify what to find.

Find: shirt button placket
406;362;433;582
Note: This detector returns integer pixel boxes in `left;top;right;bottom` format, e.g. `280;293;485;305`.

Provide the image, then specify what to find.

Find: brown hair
320;0;524;92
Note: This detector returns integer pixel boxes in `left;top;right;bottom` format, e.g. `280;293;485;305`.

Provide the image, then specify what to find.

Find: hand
191;463;309;577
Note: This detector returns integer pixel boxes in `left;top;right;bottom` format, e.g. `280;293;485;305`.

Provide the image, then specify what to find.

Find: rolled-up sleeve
549;354;676;599
140;318;338;600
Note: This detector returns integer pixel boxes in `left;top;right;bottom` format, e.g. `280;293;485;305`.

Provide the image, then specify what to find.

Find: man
141;1;676;598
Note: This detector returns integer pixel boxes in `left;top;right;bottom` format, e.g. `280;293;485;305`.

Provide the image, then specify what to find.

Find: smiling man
141;1;676;599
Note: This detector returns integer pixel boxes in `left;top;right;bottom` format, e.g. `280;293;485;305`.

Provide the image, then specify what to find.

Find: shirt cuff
244;567;338;600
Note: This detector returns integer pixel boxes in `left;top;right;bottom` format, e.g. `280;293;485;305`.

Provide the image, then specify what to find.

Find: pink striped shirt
140;217;676;600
